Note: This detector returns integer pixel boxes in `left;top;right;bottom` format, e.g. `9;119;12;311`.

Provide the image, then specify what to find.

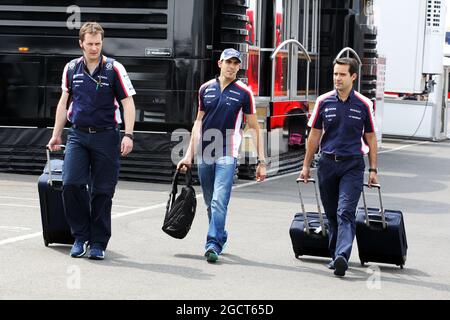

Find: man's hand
121;136;133;156
368;172;378;187
47;136;63;152
177;157;192;173
256;163;266;182
298;167;311;183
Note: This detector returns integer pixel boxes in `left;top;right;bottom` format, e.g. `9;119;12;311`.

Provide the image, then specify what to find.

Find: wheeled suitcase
289;178;331;258
355;184;408;268
37;147;74;246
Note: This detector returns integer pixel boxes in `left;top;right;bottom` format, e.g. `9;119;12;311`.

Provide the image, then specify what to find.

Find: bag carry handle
295;178;326;236
362;183;387;229
46;145;65;187
167;166;193;212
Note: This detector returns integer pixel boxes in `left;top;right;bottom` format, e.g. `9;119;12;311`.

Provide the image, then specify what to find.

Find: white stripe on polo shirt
61;63;69;92
67;101;73;121
231;110;244;158
113;61;136;98
308;90;335;128
235;80;256;114
354;91;376;132
114;98;122;124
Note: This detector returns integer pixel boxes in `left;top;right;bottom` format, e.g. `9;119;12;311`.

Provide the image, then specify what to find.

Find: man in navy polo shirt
47;22;136;260
299;57;378;277
177;48;266;263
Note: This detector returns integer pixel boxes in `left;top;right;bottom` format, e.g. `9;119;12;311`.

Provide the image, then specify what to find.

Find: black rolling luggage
355;184;408;268
289;178;331;258
37;147;74;246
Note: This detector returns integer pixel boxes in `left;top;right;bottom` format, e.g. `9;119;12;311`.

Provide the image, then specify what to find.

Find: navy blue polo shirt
308;89;376;156
61;55;136;127
198;78;256;158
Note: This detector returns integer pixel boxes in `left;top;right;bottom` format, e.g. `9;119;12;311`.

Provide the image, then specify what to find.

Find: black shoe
327;260;335;270
333;256;348;277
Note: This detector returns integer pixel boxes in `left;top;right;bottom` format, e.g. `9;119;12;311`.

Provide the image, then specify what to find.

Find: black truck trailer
0;0;378;182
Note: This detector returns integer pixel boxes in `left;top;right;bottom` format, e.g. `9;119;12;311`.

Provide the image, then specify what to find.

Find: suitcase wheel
360;260;365;267
44;239;49;247
400;264;404;269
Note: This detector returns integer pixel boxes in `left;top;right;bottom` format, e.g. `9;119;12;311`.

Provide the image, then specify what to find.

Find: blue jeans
317;156;364;261
62;127;120;250
198;156;237;255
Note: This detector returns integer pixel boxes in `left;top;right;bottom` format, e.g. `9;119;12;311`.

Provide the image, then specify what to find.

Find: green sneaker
204;249;218;263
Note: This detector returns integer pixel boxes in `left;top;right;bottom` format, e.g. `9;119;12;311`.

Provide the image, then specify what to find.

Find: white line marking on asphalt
0;203;40;208
111;203;168;219
111;204;143;209
0;226;31;231
0;140;428;246
379;140;430;154
112;193;205;219
0;232;42;246
0;196;38;201
233;171;299;190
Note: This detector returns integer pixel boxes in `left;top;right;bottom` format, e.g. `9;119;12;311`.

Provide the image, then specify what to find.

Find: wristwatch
368;168;378;173
124;133;134;140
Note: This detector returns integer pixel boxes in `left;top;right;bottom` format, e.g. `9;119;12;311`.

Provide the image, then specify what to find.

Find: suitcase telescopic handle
295;178;326;236
362;183;386;229
46;145;65;186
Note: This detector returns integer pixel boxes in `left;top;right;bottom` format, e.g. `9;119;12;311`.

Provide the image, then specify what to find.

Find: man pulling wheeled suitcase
38;146;74;246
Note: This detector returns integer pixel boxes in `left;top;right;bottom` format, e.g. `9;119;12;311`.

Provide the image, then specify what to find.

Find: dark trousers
317;156;364;261
62;127;120;250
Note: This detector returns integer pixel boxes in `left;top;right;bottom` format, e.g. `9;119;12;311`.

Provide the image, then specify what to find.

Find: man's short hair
333;57;358;76
79;22;104;42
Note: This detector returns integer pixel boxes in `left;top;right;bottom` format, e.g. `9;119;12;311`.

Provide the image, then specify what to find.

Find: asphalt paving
0;138;449;300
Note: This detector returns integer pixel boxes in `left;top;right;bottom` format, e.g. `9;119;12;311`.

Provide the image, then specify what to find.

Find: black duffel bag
162;168;197;239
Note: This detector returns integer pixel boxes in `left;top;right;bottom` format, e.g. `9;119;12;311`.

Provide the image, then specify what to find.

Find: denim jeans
317;156;364;261
62;127;120;250
198;156;237;255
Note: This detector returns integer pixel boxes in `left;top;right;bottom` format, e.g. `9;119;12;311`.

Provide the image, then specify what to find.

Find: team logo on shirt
106;63;113;70
68;62;76;70
324;107;336;121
